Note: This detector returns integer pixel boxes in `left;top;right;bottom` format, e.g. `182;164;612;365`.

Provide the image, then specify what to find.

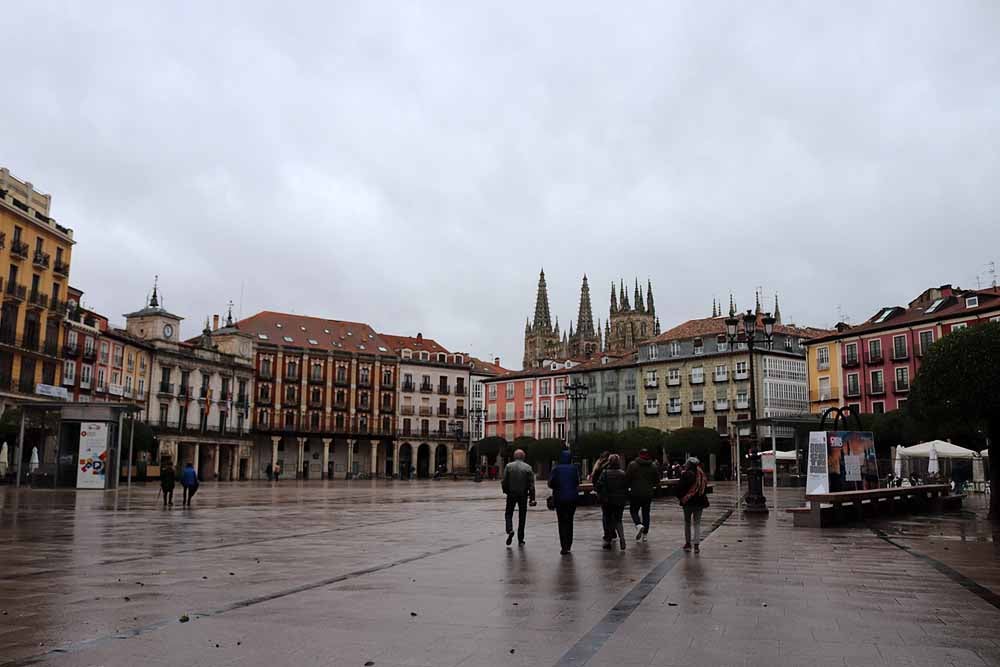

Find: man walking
501;449;536;546
677;457;709;553
625;449;660;541
180;462;199;507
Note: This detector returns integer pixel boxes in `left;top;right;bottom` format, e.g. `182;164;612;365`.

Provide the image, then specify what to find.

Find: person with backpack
676;457;710;553
625;449;660;541
595;454;628;550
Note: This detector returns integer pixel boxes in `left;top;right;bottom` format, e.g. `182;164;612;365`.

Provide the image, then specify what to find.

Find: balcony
32;251;50;269
235;396;249;410
158;382;174;396
54;259;70;276
257;393;273;405
867;352;883;364
817;360;830;371
199;386;210;399
455;407;466;417
418;406;433;416
892;349;909;362
308;373;324;385
844;385;861;398
869;382;885;396
689;374;705;385
334;375;350;387
4;282;26;302
453;385;467;396
21;335;39;352
401;405;416;416
437;406;450;416
644;378;658;389
82;346;97;362
27;291;48;310
735;398;750;410
284;371;300;383
63;342;79;357
259;368;273;380
714;399;729;411
178;385;192;399
667;376;680;387
419;383;433;393
95;383;107;394
356;402;372;412
713;373;728;383
358;378;371;388
809;388;840;402
690;400;706;413
895;380;910;393
667;404;682;415
43;340;58;356
438;384;450;395
10;240;29;260
308;397;324;408
402;381;415;392
644;404;660;416
48;298;67;316
734;370;749;381
842;355;859;368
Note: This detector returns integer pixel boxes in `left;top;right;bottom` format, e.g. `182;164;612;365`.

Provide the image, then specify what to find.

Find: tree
575;431;617;462
908;322;1000;520
524;438;566;467
123;420;156;461
475;436;509;463
616;427;668;460
664;427;724;463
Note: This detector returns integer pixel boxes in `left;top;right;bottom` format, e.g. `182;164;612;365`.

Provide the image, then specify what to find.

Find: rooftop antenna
239;281;245;320
989;261;997;289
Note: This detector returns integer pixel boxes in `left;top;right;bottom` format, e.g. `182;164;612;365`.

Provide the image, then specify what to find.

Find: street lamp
727;309;776;513
468;405;486;481
565;380;589;454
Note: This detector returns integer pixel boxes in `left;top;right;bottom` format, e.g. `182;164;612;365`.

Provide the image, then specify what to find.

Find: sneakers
683;543;692;551
602;541;612;550
518;540;525;546
693;544;700;553
506;531;514;546
635;525;644;541
560;549;570;555
641;531;648;543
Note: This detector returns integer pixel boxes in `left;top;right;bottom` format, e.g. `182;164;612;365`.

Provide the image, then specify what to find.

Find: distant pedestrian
677;457;709;553
273;462;281;482
625;449;660;541
589;451;610;482
596;454;628;550
180;462;199;506
160;461;176;508
501;449;536;546
265;463;273;481
548;449;580;555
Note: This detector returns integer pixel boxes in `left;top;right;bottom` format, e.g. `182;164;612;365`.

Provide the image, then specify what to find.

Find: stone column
271;436;280;471
213;444;221;480
370;440;378;477
321;438;331;479
193;444;201;480
346;438;355;478
393;441;400;479
297;437;306;479
230;446;238;481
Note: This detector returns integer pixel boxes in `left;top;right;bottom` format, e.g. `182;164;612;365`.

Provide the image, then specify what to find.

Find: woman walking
677;457;709;553
548;449;580;555
596;454;628;550
589;451;610;482
160;460;176;508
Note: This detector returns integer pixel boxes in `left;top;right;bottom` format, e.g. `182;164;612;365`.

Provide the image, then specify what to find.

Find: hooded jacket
625;456;660;500
596;467;628;506
548;450;580;505
180;466;198;488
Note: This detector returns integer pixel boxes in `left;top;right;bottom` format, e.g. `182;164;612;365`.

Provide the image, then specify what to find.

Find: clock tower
124;278;184;343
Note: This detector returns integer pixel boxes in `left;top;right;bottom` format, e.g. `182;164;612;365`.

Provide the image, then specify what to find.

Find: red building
482;360;578;445
809;284;1000;414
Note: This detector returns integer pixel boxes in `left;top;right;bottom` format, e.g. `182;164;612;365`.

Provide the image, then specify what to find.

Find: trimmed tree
475;436;509;464
616;427;668;461
664;427;724;463
525;438;566;468
576;431;617;463
908;322;1000;520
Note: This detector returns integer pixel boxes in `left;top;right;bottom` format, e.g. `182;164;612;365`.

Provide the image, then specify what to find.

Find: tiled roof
468;356;509;376
484;363;578;382
807;286;1000;344
649;315;832;344
379;333;450;355
236;311;395;354
566;351;639;373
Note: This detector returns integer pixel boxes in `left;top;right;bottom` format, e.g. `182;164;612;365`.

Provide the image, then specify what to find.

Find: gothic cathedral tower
606;278;658;353
567;274;599;358
522;269;563;368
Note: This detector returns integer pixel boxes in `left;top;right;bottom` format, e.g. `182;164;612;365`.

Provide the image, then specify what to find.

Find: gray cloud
3;1;998;366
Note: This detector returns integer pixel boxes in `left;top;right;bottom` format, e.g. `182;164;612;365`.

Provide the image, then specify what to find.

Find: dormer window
966;296;979;309
874;309;894;324
258;334;269;340
402;349;412;359
323;328;330;334
283;336;293;343
420;351;429;360
300;326;306;331
307;339;318;345
276;323;283;328
437;353;446;362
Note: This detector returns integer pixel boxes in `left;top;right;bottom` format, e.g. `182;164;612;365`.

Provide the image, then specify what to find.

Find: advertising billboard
77;422;109;489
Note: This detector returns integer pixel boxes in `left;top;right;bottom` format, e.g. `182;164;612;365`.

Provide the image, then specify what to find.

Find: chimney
213;314;220;330
494;356;501;367
416;332;423;341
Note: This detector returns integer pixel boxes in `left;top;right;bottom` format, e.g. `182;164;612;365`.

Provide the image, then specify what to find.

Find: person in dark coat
160;461;176;508
676;457;710;553
596;454;628;550
548;449;580;555
501;449;536;546
625;449;661;541
180;462;199;506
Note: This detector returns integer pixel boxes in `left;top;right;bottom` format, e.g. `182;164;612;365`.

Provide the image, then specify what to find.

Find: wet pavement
0;481;998;666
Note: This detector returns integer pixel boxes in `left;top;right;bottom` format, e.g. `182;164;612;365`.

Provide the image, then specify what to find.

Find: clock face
240;342;250;355
163;324;174;339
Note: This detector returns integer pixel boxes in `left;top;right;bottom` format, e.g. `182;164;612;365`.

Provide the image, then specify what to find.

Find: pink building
482;360;579;444
809;284;1000;414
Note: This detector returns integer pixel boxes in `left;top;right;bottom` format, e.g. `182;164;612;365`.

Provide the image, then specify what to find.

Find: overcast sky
4;2;999;367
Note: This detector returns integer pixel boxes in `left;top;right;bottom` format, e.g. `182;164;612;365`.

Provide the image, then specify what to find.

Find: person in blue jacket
548;449;580;555
180;462;199;506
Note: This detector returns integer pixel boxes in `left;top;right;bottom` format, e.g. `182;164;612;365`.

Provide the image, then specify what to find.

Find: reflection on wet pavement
0;481;997;666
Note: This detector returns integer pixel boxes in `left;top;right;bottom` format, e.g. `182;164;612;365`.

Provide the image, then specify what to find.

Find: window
870;370;885;394
556;422;566;440
668;397;681;413
925;298;945;314
874;309;894;324
127;352;135;372
918;330;934;355
818;376;831;401
716;335;728;353
892;335;907;360
487;404;497;421
951;322;968;331
523;402;534;418
872;401;885;414
555;399;565;418
382;368;392;386
690;367;704;384
359;367;370;385
505;383;515;399
867;339;882;362
100;341;109;363
523;423;534;437
966;296;979;309
540;421;551;438
844;342;858;365
555;378;565;394
488;384;497;400
817;347;830;370
667;341;680;357
505;404;515;420
667;368;680;385
97;367;106;390
714;364;728;380
80;364;92;386
895;367;909;391
540;379;551;395
63;360;76;383
693;338;703;355
645;369;657;387
735;361;748;377
523;381;533;397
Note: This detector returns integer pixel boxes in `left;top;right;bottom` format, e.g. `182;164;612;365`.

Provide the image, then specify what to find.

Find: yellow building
802;333;843;414
0;167;74;411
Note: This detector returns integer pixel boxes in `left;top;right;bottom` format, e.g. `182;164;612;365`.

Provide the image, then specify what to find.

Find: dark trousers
183;486;196;505
630;498;652;532
555;502;576;551
602;503;625;542
505;494;529;542
162;489;173;506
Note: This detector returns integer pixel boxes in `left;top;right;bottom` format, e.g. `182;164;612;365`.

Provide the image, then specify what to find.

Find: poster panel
806;431;829;495
827;431;877;491
77;422;109;489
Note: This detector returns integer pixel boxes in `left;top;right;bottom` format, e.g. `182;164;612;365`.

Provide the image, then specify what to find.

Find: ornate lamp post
468;405;486;481
726;308;776;513
565;380;589;454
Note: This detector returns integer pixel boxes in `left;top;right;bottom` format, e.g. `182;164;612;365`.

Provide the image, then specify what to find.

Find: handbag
546;495;555;511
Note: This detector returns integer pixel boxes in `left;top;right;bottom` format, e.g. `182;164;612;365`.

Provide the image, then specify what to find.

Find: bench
788;484;962;528
577;478;713;505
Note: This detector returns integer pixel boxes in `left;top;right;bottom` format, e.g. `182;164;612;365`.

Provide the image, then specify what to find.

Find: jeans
602;503;625;543
683;506;704;545
505;494;529;542
630;498;652;532
555;502;576;551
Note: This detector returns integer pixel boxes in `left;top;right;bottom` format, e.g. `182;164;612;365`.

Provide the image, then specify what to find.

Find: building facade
483;360;577;444
382;333;469;478
566;353;639;442
638;313;827;443
125;288;254;481
0;167;74;411
804;284;1000;415
468;356;507;443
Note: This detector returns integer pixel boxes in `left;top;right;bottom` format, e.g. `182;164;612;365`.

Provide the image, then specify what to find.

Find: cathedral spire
226;300;235;327
532;269;553;332
711;298;717;317
634;278;644;313
654;317;661;336
646;280;655;317
755;290;762;316
774;293;782;325
610;282;618;314
575;274;595;339
554;316;560;336
729;293;736;318
596;318;603;351
149;275;159;308
620;279;630;310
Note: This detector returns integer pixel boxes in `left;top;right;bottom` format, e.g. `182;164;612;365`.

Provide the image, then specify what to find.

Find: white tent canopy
759;449;796;461
897;440;978;460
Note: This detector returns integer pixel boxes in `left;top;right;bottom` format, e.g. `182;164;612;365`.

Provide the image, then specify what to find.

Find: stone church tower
567;275;599;359
606;279;659;353
522;270;564;368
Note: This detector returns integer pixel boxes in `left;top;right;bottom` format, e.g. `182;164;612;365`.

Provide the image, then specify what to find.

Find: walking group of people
501;448;710;554
159;460;200;508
